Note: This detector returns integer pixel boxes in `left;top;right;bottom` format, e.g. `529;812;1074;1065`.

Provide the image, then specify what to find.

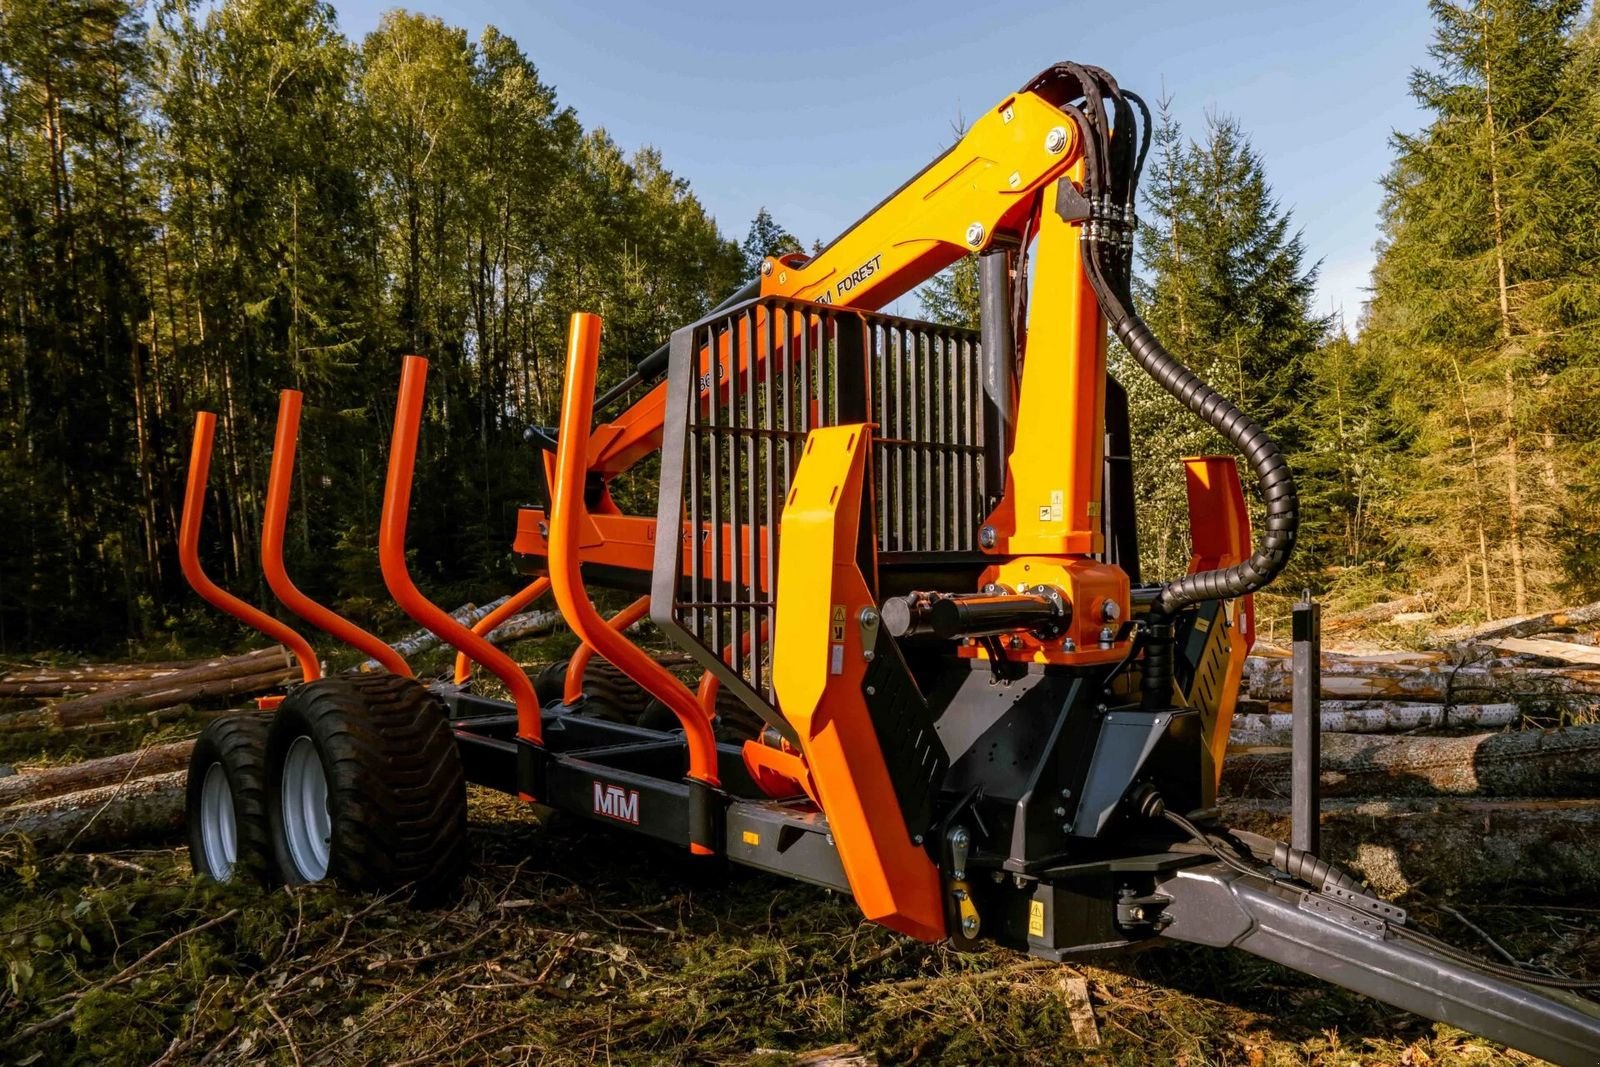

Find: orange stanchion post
453;576;551;685
548;313;721;851
179;412;321;683
379;357;543;781
563;595;651;705
263;389;412;677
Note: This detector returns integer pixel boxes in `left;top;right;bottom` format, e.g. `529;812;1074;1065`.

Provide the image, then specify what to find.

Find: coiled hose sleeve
1108;310;1299;704
1271;842;1366;894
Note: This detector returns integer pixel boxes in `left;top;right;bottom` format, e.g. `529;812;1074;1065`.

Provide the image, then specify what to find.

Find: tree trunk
39;647;290;721
0;665;294;731
1219;796;1600;897
0;770;186;852
1222;723;1600;798
1242;657;1600;703
0;741;192;806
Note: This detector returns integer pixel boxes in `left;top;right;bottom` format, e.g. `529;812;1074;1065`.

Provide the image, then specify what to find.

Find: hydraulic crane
177;62;1600;1063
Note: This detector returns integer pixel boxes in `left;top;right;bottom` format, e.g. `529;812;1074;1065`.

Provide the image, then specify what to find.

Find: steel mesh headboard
650;295;985;725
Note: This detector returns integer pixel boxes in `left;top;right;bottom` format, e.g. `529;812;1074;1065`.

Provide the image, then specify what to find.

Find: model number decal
592;781;640;824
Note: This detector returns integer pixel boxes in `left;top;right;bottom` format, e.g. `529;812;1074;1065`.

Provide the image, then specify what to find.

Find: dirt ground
0;633;1595;1065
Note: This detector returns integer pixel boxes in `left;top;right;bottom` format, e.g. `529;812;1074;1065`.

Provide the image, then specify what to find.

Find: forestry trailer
177;63;1600;1063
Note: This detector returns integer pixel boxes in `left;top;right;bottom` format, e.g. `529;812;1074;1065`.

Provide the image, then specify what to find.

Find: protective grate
651;296;985;720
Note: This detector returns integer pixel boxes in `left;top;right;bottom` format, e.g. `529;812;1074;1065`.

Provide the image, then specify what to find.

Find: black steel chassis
441;680;1600;1065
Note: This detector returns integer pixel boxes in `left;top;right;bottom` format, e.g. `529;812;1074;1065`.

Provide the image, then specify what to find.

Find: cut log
1484;636;1600;667
1228;702;1521;745
483;608;562;645
362;600;504;669
0;665;294;731
1219;796;1600;897
1428;599;1600;646
0;659;199;683
1222;723;1600;798
1243;656;1600;703
0;742;194;807
0;770;186;852
42;647;290;719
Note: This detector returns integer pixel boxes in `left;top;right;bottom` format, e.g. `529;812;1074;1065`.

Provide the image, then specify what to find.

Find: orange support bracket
454;576;551;685
179;412;320;684
263;389;412;677
380;355;544;798
549;313;722;853
563;595;651;705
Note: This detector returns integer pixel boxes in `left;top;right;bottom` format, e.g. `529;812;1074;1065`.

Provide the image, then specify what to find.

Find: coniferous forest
3;0;1599;656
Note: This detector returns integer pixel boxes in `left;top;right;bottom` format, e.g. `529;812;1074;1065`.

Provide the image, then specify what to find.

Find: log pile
4;599;1599;885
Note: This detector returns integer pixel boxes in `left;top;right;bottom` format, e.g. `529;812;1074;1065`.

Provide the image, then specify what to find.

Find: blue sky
334;1;1438;330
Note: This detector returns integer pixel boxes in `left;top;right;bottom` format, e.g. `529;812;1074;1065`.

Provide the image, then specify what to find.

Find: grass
0;631;1592;1064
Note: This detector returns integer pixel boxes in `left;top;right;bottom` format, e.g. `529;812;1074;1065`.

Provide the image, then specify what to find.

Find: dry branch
1228;702;1520;744
0;742;193;806
1222;723;1600;798
1220;796;1600;897
0;769;185;851
1321;595;1430;633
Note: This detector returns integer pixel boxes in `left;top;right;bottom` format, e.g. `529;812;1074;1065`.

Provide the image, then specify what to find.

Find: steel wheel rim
199;762;237;880
281;735;331;881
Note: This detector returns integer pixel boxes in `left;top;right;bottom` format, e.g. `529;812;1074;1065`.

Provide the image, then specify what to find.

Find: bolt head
864;683;876;694
979;525;997;548
1053;806;1067;818
760;261;773;276
1101;599;1122;622
1060;638;1076;652
965;221;985;247
1045;126;1068;154
961;915;979;934
859;607;879;626
951;827;970;846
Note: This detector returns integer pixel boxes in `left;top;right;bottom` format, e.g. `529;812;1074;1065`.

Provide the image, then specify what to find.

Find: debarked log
1222;723;1600;798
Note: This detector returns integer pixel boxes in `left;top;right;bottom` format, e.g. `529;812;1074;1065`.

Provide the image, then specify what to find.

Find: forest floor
0;627;1595;1066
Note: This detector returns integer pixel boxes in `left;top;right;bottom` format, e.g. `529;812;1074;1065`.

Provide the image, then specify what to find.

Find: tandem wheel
185;711;274;884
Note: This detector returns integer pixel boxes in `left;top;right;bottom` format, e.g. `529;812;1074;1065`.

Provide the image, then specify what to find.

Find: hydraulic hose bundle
1026;64;1301;706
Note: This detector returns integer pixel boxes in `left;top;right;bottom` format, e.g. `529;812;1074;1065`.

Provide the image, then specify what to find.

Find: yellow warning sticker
830;604;846;642
1028;899;1046;938
742;830;760;846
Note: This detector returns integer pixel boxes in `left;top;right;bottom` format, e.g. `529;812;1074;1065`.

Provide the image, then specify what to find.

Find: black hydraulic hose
1110;311;1300;620
1109;309;1298;706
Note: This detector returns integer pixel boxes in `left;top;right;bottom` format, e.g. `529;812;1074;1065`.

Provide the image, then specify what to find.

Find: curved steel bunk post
261;388;412;677
179;411;321;686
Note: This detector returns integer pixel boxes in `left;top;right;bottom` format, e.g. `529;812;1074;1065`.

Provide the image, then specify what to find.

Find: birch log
1228;702;1520;745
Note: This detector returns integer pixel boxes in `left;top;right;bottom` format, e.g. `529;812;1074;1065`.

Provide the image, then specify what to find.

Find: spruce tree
1120;106;1330;579
1363;0;1590;614
740;207;800;277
